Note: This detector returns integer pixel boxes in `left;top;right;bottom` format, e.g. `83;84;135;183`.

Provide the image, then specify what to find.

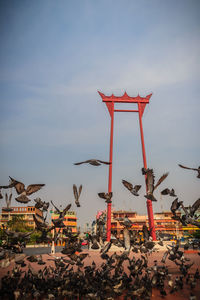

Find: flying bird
73;184;82;207
170;198;183;216
98;192;113;203
9;177;45;203
142;168;169;201
3;193;13;212
42;201;49;211
33;214;49;230
0;178;20;190
178;164;200;178
51;200;71;218
116;215;133;227
100;241;112;254
34;198;49;211
188;198;200;217
52;218;65;228
3;228;33;240
122;180;141;196
74;159;110;166
16;195;32;203
161;188;176;197
34;197;44;209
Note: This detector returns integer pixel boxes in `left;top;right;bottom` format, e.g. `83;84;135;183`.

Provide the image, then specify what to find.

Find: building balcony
65;221;77;226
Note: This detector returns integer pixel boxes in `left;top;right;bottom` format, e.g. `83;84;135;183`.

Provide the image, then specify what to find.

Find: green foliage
7;215;31;232
192;230;200;239
28;231;41;244
0;228;7;244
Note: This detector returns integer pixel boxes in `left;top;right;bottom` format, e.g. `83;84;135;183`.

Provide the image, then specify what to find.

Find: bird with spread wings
178;164;200;178
74;159;110;166
98;192;113;203
9;176;45;203
161;188;176;197
122;180;141;196
51;200;71;218
142;168;169;201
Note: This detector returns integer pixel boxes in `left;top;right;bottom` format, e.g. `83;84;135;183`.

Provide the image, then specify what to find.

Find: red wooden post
107;102;114;241
138;103;156;240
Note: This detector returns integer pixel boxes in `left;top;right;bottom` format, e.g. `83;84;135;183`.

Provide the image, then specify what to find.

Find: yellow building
0;206;43;229
51;210;77;233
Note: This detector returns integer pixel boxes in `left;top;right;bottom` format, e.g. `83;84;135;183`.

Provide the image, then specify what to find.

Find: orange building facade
0;206;43;229
111;210;183;238
51;210;77;233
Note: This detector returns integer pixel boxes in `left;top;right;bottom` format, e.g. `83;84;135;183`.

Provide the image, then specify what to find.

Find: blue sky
0;0;199;228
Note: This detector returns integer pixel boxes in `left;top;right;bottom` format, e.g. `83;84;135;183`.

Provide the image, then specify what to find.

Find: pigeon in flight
161;188;176;197
34;198;50;211
0;177;20;199
9;176;45;203
122;180;141;196
178;164;200;178
74;159;110;166
142;168;169;201
51;200;71;218
188;198;200;217
98;192;113;203
116;215;133;227
73;184;82;207
170;198;183;216
3;193;13;212
0;179;19;190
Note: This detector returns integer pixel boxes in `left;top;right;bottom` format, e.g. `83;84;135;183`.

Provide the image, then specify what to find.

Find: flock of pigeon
0;161;199;299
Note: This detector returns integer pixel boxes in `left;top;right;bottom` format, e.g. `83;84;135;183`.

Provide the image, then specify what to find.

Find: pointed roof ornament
98;91;152;104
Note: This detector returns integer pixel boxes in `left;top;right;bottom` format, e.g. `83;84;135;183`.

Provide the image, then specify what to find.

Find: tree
7;215;31;232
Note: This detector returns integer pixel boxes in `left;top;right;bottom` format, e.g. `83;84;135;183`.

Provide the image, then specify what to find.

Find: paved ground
0;248;200;299
24;245;64;255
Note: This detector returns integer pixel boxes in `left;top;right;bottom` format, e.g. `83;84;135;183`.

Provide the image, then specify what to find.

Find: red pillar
107;102;114;241
138;103;156;240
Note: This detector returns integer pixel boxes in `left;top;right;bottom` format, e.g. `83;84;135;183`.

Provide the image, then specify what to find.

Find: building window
67;218;76;222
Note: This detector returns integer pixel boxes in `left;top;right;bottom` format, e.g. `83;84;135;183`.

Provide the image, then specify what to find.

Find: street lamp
50;209;55;255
